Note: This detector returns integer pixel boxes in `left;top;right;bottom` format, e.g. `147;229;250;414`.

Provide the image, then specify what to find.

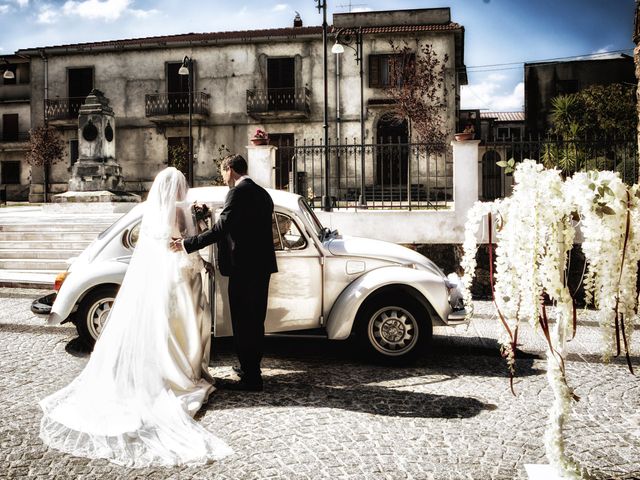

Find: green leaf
496;161;508;168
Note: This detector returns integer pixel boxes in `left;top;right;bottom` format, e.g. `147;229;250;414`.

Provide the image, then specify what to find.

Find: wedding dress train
39;168;232;467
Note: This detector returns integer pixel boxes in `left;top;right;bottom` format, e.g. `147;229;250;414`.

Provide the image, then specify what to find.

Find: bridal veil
39;167;232;467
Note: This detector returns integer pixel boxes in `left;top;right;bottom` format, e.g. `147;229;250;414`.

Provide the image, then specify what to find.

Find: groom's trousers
227;270;271;382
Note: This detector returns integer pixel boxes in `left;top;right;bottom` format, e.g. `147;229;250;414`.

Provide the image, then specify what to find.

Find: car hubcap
87;297;115;340
368;306;418;356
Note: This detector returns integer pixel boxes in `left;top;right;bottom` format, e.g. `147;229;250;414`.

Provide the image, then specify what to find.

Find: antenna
336;1;367;12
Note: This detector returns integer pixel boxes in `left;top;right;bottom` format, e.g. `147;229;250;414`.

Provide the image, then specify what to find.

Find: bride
39;167;232;467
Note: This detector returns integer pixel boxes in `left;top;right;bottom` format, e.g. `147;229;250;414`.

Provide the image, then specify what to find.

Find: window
2;114;19;141
369;53;415;88
69;139;79;166
272;213;306;251
0;161;20;184
167;137;190;177
497;127;510;139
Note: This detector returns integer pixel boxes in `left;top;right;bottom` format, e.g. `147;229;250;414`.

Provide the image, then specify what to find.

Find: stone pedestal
246;144;277;189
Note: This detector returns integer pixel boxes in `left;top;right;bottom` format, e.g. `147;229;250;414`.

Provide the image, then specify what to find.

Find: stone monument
51;89;140;212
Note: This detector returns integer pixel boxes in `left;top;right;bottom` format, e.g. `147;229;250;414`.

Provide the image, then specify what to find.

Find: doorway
376;113;408;187
267;58;295;111
269;133;295;190
167;62;190;114
68;67;93;117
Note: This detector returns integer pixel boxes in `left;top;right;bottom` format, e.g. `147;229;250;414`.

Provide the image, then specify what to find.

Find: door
212;211;323;336
376;113;409;187
2;114;18;141
267;57;295;111
68;67;93;117
167;62;189;114
269;133;295;190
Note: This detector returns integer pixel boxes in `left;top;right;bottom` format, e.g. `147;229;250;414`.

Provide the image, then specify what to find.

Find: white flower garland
460;160;639;479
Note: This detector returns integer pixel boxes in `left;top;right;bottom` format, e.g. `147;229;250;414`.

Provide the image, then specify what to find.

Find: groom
170;154;277;391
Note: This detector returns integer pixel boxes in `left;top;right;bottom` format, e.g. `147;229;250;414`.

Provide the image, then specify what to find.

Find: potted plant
454;124;475;141
250;128;269;146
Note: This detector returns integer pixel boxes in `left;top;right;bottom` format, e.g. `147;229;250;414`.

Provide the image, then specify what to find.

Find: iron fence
44;97;86;122
246;87;311;116
273;137;452;210
481;136;638;200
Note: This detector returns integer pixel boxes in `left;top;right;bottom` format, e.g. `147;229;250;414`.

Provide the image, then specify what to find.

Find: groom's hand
169;237;185;252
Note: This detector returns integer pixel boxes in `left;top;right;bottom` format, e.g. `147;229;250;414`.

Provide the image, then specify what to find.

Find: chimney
293;11;303;28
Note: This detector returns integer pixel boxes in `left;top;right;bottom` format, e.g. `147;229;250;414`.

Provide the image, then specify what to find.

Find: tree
25;126;64;202
385;41;450;149
544;83;638;182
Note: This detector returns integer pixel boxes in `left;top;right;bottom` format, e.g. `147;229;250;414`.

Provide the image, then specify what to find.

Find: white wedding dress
39;168;232;468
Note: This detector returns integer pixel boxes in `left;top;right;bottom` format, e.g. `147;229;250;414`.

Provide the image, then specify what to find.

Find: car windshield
298;198;324;239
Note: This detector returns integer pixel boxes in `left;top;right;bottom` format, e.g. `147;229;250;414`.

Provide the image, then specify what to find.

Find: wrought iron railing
246;87;311;115
481;136;638;200
273;137;452;210
145;91;210;117
45;97;86;121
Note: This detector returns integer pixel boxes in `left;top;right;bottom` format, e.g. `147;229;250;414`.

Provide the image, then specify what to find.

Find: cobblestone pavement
0;288;639;480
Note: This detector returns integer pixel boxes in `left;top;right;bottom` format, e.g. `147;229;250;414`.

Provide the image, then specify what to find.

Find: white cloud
273;4;288;12
15;0;28;7
593;45;613;54
37;5;58;23
130;8;159;19
0;5;10;14
351;7;372;12
62;0;131;21
461;80;524;111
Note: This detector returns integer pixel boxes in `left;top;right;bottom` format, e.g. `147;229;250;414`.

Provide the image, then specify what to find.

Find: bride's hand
169;237;184;252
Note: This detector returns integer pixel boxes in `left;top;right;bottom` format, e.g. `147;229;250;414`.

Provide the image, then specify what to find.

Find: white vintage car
36;187;468;362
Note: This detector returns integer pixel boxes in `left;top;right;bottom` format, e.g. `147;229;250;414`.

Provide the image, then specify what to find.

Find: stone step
0;258;69;271
0;270;56;289
0;223;113;232
0;240;92;250
0;231;100;242
0;249;82;259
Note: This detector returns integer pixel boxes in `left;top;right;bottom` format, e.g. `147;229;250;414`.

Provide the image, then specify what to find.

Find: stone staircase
0;208;123;288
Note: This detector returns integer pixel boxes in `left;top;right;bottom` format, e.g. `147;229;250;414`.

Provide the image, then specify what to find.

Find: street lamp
315;0;332;211
178;55;194;187
2;59;14;80
332;27;365;206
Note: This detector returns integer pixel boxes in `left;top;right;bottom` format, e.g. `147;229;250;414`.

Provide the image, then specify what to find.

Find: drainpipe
40;50;49;203
335;51;341;186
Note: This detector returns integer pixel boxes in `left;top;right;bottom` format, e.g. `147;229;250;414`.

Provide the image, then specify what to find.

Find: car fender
326;266;450;340
48;259;128;325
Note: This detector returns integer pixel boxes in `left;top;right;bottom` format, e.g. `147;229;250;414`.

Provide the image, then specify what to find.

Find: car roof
186;186;303;212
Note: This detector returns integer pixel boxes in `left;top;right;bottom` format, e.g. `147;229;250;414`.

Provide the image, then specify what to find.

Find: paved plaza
0;287;639;479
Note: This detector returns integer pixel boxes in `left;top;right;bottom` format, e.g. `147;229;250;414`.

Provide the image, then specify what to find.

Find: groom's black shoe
219;378;263;392
231;365;244;378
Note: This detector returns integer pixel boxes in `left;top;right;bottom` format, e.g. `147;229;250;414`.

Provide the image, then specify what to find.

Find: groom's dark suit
183;177;277;383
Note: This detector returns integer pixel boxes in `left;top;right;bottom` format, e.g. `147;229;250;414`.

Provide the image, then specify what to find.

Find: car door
211;210;323;337
265;211;323;333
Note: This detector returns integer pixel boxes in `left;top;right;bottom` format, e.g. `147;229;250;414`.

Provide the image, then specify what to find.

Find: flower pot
250;138;268;146
454;132;473;141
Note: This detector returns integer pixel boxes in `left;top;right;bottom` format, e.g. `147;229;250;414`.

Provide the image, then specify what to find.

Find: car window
299;198;323;239
273;213;306;251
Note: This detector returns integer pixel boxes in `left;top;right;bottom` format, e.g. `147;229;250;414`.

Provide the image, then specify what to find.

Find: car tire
355;293;432;364
74;286;119;351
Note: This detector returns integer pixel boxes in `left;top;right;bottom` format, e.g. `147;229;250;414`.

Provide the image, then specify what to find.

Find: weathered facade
7;8;466;202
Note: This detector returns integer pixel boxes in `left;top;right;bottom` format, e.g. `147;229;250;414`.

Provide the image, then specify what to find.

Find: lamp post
315;0;332;211
178;55;194;187
1;59;15;80
332;27;365;206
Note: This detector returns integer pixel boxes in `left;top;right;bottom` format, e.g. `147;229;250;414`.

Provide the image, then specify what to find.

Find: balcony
246;87;311;120
45;97;85;126
145;92;210;124
0;131;29;152
0;84;30;102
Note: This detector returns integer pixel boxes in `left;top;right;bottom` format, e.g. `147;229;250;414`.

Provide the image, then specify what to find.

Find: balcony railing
45;97;86;122
246;87;311;118
145;92;210;118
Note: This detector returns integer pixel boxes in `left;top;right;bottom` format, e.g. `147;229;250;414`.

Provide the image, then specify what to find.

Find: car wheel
74;286;118;350
356;294;432;364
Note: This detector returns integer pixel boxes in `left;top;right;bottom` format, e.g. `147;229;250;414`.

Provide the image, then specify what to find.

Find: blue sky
0;0;636;111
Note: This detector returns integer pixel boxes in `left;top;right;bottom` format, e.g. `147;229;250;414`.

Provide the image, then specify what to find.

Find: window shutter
369;55;380;88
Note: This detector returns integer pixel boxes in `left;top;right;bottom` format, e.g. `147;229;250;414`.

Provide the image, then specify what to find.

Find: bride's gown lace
39;168;232;468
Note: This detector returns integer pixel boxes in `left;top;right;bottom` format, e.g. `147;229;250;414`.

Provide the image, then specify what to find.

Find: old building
524;54;635;137
0;54;31;201
8;7;467;202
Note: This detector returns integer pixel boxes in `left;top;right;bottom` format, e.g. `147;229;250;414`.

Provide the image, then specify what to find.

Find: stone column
246;144;277;189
